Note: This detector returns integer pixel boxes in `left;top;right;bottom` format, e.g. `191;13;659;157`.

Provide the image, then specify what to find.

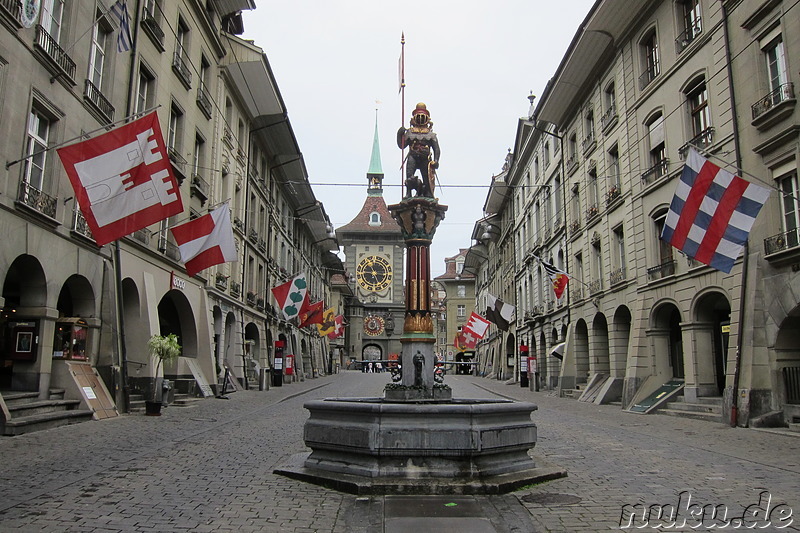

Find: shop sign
170;271;186;291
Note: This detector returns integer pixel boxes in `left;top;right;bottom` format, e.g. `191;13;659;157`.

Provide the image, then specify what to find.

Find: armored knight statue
397;102;440;198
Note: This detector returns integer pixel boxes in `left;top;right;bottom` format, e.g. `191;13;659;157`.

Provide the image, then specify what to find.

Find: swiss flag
57;112;183;246
170;204;237;277
328;315;345;339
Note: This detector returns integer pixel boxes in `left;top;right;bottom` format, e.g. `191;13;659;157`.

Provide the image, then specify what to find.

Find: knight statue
397;102;440;199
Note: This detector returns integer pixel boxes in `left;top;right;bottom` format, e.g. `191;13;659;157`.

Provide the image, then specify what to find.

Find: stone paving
0;371;797;532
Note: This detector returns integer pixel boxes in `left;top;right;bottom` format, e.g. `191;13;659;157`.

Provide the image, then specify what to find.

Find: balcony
678;127;714;159
566;154;579;175
34;25;76;84
256;298;265;311
605;184;622;207
230;281;241;299
751;83;795;130
141;9;165;51
233;217;244;233
83;79;114;123
258;238;267;253
71;209;94;240
569;220;581;236
248;228;259;243
222;127;234;149
167;146;187;177
190;173;209;205
585;204;599;223
215;273;228;291
0;0;21;26
196;85;213;119
609;266;626;286
588;279;603;295
675;19;702;54
639;65;658;90
132;228;151;244
647;260;676;281
581;131;596;156
17;181;57;219
246;291;256;307
641;158;669;186
764;228;800;256
600;105;617;133
158;239;181;262
236;147;247;166
172;50;192;89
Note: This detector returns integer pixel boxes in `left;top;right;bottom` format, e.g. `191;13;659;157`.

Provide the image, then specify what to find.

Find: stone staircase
1;389;94;436
657;395;724;423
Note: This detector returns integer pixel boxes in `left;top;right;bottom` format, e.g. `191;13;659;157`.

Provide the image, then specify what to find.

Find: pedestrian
375;361;383;373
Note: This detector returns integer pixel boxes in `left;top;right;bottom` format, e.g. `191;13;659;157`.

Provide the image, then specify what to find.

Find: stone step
172;395;203;408
2;409;95;436
1;389;66;407
789;423;800;433
664;401;722;414
658;408;723;423
671;396;723;406
8;399;83;417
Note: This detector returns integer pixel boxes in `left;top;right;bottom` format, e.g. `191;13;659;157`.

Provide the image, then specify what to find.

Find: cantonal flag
317;307;336;337
465;312;491;339
661;148;770;273
298;297;325;329
539;257;570;300
170;204;237;277
57;111;183;246
271;273;308;321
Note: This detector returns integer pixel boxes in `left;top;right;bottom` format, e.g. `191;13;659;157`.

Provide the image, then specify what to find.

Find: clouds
242;1;594;275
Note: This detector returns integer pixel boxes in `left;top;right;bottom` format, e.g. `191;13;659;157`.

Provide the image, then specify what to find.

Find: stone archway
156;290;197;376
651;302;684;380
690;291;731;397
591;313;610;374
574;319;590;384
611;306;632;377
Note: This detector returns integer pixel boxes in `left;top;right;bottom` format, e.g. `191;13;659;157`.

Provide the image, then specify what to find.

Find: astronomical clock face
364;315;385;336
356;255;393;292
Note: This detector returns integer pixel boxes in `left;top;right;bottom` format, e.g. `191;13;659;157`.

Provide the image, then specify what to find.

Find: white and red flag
455;329;478;350
661;148;770;273
465;312;491;339
539;257;570;300
170;204;237;277
328;315;345;340
57;112;183;246
272;273;308;321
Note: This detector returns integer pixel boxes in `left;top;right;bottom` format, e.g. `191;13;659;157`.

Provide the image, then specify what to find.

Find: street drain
520;493;582;506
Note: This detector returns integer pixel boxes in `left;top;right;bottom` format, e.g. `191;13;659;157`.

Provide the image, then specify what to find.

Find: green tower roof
368;117;383;176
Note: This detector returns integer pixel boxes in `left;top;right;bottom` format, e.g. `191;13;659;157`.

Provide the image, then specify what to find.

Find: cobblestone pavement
0;372;798;532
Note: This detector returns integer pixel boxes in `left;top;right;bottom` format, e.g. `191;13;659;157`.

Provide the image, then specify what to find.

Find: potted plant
145;333;181;416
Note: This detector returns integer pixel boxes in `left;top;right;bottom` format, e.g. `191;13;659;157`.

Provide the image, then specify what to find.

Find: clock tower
337;117;404;365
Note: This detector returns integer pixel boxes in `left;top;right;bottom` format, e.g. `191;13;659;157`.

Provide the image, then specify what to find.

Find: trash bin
161;378;172;406
259;368;270;391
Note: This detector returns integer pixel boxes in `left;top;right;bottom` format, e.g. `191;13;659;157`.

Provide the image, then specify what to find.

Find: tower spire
367;109;384;195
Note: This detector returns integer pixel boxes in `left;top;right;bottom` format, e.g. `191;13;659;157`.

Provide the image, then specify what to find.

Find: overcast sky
241;1;595;276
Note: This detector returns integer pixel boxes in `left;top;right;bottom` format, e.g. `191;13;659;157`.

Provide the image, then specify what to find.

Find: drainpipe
722;2;745;427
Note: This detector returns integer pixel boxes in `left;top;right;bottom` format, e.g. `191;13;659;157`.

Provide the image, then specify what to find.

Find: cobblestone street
0;372;798;532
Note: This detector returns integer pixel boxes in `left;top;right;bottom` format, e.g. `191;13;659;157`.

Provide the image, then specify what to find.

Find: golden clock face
356;255;393;291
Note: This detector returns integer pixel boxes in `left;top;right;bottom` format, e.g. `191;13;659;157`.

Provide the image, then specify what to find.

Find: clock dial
356;255;393;291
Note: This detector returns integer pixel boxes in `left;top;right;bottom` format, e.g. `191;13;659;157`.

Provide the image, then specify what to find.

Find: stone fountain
274;105;564;494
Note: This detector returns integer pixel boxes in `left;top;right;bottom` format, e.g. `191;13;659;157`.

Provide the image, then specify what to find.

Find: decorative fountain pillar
386;197;448;399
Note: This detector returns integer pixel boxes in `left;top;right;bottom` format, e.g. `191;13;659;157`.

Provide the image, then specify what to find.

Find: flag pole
400;32;406;193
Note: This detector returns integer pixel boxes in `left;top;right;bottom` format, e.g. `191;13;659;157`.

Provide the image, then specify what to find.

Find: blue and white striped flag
109;0;133;53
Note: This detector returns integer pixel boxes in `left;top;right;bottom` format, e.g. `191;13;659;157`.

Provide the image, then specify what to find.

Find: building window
677;0;702;52
602;81;617;131
135;65;155;114
457;285;466;298
457;305;466;318
654;210;674;266
640;29;660;89
193;134;204;175
681;79;713;156
647;114;665;168
88;12;110;91
369;212;380;225
587;167;599;218
608;144;620;191
765;35;788;94
41;0;64;43
168;104;183;152
543;141;550;167
779;172;799;248
613;225;626;269
583;109;595;153
23;108;52;191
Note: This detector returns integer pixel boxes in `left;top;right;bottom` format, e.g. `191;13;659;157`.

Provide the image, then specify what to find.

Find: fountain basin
274;397;566;494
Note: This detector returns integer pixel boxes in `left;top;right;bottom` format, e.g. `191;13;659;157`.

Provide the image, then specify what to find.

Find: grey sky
242;1;595;275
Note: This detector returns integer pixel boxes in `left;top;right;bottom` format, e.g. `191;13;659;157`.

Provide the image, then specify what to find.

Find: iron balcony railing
600;104;617;132
141;8;165;50
588;279;603;295
605;184;622;206
609;266;626;286
215;274;228;291
675;18;702;54
582;131;596;155
642;158;669;185
34;25;76;82
84;79;114;123
0;0;20;20
764;228;800;255
18;180;57;218
230;281;241;299
639;65;658;90
172;50;192;88
647;260;676;281
72;208;93;240
678;127;714;159
196;84;213;118
751;82;795;121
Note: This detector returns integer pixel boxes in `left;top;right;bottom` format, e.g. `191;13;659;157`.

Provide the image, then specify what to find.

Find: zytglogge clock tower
337;118;404;365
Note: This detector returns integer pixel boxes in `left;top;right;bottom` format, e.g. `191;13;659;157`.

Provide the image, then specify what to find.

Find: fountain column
387;198;448;398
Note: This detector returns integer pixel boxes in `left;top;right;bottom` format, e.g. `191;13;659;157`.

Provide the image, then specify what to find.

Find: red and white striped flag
170;204;237;277
465;312;491;339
